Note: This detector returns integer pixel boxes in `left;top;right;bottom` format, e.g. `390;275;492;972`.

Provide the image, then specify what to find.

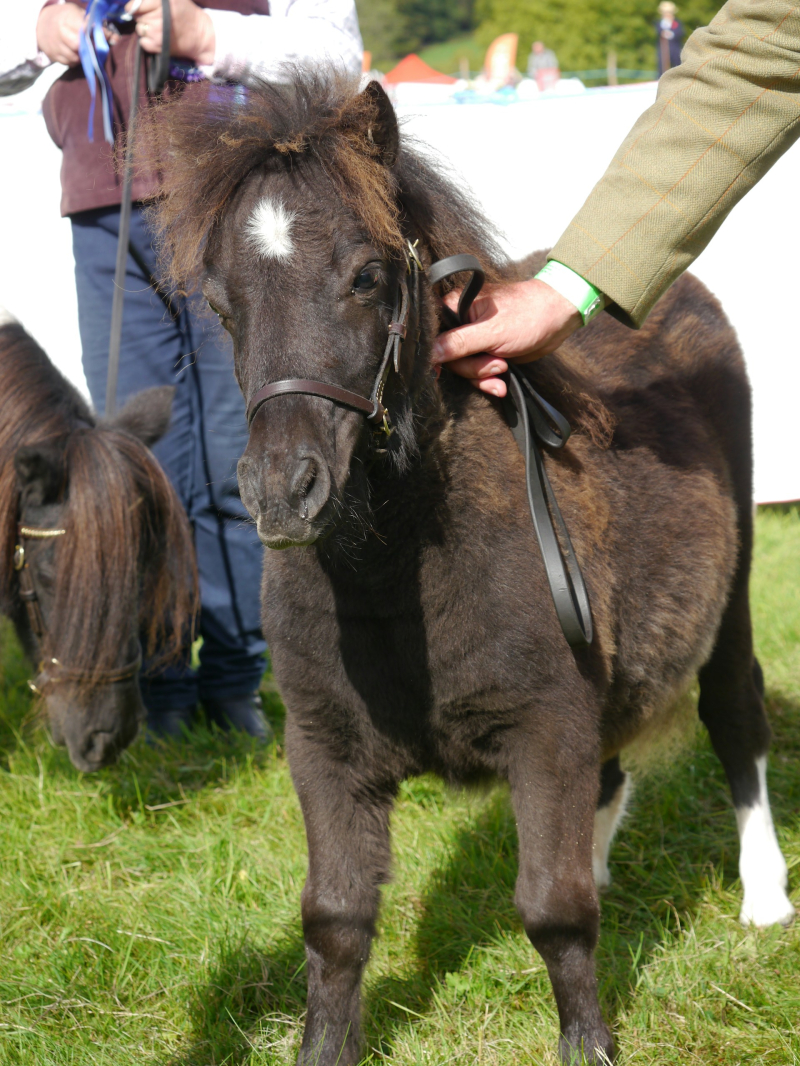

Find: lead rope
428;254;593;648
105;0;171;418
105;36;143;418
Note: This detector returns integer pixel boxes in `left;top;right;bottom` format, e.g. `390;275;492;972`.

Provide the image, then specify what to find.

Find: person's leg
71;205;199;729
71;205;268;738
180;304;270;736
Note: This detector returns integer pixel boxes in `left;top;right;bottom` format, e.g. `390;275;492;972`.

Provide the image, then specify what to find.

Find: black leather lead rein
429;254;593;648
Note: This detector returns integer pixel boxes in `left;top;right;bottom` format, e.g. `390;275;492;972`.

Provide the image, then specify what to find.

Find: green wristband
534;260;606;326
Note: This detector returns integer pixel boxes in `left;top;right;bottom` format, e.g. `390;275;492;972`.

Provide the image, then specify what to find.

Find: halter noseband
14;524;141;692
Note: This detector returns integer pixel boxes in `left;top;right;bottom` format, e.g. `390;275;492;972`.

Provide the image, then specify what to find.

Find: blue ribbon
78;0;131;143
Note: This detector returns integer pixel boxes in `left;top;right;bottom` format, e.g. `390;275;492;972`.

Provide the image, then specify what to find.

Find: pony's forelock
136;71;406;293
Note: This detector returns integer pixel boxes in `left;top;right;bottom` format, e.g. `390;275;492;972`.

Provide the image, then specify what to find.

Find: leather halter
14;525;142;692
243;246;593;649
246;243;421;433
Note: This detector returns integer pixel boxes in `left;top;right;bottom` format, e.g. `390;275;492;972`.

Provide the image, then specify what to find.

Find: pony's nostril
237;455;267;519
291;456;318;502
290;454;330;522
83;730;117;767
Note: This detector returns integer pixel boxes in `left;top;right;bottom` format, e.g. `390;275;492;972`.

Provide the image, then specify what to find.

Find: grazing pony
0;316;196;772
139;75;794;1063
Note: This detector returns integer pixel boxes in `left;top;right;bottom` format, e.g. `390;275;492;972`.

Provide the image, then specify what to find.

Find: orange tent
383;54;456;85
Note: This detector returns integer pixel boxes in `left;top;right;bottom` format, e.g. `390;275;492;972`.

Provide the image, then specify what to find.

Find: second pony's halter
14;524;141;692
244;246;593;649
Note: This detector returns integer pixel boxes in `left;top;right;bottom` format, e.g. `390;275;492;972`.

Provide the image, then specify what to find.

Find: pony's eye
352;266;380;294
208;301;232;330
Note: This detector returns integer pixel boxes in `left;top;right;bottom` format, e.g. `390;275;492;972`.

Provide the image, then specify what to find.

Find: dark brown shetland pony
139;75;794;1064
0;316;196;772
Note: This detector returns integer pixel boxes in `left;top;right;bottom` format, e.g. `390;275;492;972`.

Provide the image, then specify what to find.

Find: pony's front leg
507;725;614;1065
288;721;395;1066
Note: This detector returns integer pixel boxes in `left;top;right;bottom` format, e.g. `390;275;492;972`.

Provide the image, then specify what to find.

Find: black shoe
203;693;273;742
146;704;197;739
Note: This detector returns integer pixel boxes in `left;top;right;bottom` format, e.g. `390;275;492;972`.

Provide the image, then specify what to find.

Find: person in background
432;0;799;397
3;0;362;741
656;0;683;75
526;40;560;92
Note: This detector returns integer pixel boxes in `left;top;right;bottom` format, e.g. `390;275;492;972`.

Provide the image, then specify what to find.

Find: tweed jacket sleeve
549;0;800;328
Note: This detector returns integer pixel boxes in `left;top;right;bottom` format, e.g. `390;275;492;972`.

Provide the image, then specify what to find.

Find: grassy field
0;507;798;1065
416;36;486;77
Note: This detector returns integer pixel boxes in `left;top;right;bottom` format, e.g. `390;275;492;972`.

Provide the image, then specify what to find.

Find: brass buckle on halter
406;239;423;273
28;658;58;695
13;545;24;571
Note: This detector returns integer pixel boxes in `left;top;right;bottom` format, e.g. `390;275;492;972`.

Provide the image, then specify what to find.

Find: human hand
127;0;215;65
431;278;583;398
36;2;86;66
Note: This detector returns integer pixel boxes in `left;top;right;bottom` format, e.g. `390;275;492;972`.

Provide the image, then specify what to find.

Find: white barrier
1;78;797;501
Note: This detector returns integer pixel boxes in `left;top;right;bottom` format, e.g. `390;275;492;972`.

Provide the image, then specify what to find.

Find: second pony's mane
0;322;195;684
0;322;93;589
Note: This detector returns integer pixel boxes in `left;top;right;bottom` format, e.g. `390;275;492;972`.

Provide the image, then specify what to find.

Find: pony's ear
111;386;174;447
361;81;399;168
14;441;66;505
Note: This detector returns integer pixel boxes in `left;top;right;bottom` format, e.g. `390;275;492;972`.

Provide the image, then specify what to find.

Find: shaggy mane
137;71;611;445
0;323;196;686
136;71;509;292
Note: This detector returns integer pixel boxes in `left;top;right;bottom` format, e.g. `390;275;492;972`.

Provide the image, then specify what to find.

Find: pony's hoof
739;888;795;928
559;1027;615;1064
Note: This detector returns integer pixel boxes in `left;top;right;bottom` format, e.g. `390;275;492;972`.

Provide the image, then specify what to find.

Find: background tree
357;0;475;64
355;0;402;65
474;0;720;73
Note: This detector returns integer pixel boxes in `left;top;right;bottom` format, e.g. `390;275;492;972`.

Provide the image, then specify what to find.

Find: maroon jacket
42;0;269;216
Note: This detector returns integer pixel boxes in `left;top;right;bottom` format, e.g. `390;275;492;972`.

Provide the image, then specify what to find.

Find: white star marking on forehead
246;197;296;261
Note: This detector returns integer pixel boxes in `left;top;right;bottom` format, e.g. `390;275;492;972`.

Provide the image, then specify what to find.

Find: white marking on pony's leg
593;774;630;890
737;756;795;927
246;197;296;260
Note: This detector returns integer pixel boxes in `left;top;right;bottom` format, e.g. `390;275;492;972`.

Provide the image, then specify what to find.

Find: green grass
0;507;799;1064
416;35;486;77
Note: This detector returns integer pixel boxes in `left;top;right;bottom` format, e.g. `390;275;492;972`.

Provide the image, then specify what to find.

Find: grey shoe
146;704;197;739
203;693;272;742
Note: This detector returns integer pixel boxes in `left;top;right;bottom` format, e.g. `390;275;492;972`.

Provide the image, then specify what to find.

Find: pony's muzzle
46;679;144;772
238;446;332;548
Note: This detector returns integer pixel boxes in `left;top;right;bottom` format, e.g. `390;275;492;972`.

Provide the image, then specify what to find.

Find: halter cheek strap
14;524;142;690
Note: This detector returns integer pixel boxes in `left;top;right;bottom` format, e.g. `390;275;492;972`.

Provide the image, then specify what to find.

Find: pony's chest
263;532;563;740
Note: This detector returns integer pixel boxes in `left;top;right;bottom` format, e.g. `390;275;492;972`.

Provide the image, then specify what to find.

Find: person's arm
434;0;800;395
552;0;800;328
205;0;363;81
130;0;363;80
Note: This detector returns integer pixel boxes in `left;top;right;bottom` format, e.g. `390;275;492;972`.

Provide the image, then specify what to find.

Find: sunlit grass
0;507;797;1064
